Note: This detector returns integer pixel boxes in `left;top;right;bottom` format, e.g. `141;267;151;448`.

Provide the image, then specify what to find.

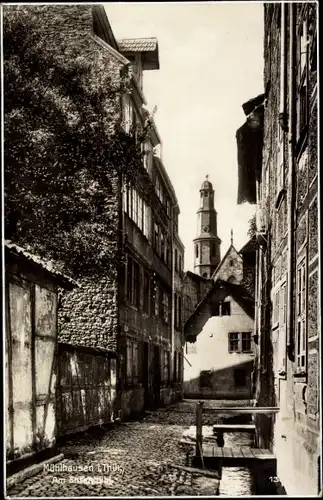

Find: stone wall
255;3;319;495
29;5;126;352
213;245;243;284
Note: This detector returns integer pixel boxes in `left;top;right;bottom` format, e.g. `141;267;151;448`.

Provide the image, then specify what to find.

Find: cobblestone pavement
7;401;235;497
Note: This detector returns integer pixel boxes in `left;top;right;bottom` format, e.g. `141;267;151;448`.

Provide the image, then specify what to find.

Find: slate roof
117;37;158;52
5;240;77;289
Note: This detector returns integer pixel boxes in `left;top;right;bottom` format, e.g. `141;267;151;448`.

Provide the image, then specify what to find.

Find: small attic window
221;301;231;316
230;260;234;266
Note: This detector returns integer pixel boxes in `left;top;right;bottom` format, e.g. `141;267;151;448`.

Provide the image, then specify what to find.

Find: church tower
193;176;221;278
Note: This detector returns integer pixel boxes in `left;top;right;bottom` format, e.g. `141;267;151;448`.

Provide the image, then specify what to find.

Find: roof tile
117;37;158;53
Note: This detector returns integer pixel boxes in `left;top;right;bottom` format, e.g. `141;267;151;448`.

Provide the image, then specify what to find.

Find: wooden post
196;401;203;458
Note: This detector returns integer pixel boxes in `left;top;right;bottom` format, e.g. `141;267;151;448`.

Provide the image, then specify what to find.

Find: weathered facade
184;280;255;400
184;234;256;400
28;5;186;427
5;242;75;475
237;3;319;495
119;140;185;418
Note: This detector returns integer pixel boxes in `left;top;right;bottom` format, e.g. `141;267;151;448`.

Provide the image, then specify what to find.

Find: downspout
286;3;296;356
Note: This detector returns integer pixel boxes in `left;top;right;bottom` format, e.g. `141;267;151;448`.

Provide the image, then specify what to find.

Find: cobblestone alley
7;401;242;497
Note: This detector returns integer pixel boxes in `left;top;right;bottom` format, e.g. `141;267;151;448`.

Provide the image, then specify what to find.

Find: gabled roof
117;37;160;70
184;279;254;337
211;244;241;280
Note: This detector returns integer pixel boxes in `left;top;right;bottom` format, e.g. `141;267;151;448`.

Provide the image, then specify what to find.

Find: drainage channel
182;425;278;496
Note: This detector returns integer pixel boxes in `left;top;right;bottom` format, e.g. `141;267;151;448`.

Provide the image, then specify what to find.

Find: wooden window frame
228;332;239;353
228;332;252;353
126;256;141;309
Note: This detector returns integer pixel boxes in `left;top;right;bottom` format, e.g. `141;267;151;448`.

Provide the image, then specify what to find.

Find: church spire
231;228;233;246
193;176;221;279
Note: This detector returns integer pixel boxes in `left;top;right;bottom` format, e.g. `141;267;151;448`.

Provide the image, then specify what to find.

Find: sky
105;2;264;272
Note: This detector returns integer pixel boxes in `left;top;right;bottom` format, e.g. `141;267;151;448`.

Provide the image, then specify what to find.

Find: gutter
287;3;296;354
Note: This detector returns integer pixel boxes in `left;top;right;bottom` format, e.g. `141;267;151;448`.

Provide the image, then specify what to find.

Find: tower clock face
203;225;209;232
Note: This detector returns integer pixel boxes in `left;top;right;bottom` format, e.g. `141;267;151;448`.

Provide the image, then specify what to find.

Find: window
137;195;143;231
126;184;150;239
200;370;213;388
175;249;178;271
296;7;309;144
165;197;171;217
161;232;165;261
221;301;231;316
155;284;159;317
143;202;150;239
212;245;216;258
154;223;159;252
156;176;163;202
228;332;239;352
272;288;280;327
195;244;199;259
242;332;252;352
230;259;234;267
234;368;247;387
126;339;142;385
277;281;287;374
132;188;138;225
127;257;140;308
179;255;182;274
228;332;252;353
143;272;150;314
204;192;208;198
174;293;178;329
296;259;307;372
162;291;169;324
